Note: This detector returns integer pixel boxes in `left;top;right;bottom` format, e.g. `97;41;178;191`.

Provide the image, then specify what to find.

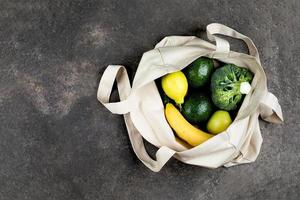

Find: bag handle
259;91;284;124
124;115;176;172
97;65;176;172
97;65;132;114
206;23;260;63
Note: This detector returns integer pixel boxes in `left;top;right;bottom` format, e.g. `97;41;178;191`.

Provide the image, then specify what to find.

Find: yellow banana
165;103;214;147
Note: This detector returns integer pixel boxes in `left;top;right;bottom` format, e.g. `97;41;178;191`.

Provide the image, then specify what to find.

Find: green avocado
182;94;214;124
185;57;214;88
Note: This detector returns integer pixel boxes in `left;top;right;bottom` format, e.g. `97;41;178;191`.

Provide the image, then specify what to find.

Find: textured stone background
0;0;299;199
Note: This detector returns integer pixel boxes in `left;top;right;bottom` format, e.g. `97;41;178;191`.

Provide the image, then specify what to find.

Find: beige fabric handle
259;92;284;124
206;25;230;54
97;65;176;172
207;23;260;63
97;65;132;114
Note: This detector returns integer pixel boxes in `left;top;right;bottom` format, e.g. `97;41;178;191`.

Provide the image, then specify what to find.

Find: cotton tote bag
97;23;283;172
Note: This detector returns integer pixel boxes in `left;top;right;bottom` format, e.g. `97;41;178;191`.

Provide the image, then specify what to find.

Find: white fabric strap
97;65;176;172
259;92;284;124
97;65;132;114
206;27;230;54
124;113;176;172
207;23;260;63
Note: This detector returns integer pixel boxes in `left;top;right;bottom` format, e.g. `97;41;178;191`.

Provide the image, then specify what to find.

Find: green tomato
207;110;232;134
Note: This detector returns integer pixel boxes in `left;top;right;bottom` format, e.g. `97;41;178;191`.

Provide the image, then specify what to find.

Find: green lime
207;110;232;134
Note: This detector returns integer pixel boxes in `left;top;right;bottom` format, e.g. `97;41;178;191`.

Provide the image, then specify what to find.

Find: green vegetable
184;57;214;88
210;64;253;111
182;94;214;123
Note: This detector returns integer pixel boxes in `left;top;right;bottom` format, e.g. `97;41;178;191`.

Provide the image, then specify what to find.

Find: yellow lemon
161;71;188;105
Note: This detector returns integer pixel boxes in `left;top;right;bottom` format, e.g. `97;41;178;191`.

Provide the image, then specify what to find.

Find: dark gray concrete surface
0;0;299;199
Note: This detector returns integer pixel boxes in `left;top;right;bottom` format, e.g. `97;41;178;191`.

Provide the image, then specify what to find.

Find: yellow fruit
165;103;214;147
207;110;232;134
161;71;188;105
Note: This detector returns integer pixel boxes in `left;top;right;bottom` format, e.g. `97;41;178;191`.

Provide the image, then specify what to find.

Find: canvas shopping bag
97;23;283;172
